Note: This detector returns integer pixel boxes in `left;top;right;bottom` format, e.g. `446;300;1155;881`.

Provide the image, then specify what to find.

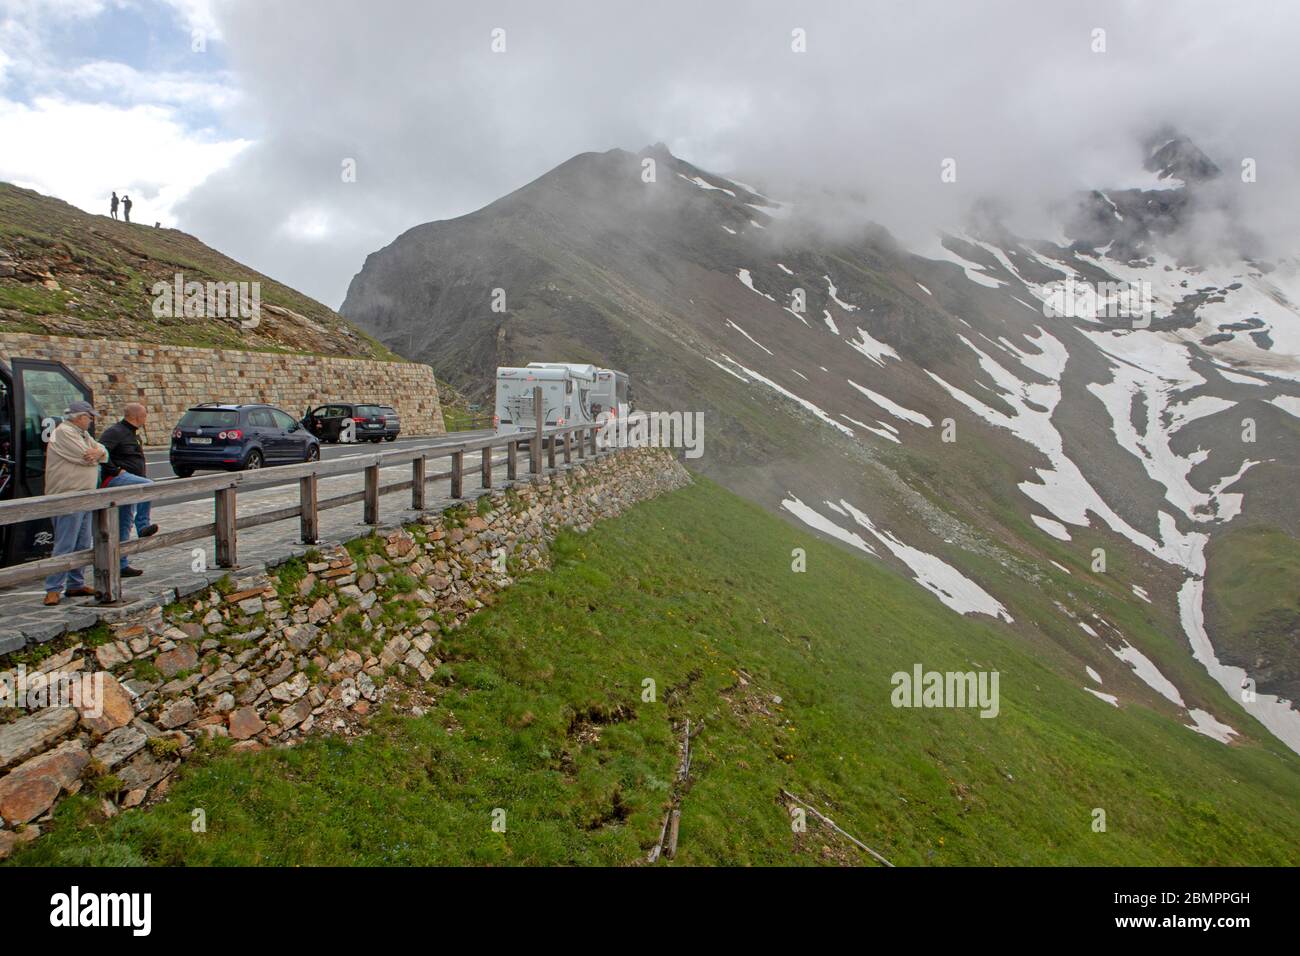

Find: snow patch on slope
737;269;775;301
1084;330;1250;525
1031;515;1071;541
914;234;1007;289
824;274;859;311
1179;577;1298;752
720;356;854;436
841;414;901;443
926;328;1207;572
846;327;900;366
781;495;876;555
679;173;735;197
1110;642;1184;707
725;319;773;355
847;380;933;427
837;499;1013;622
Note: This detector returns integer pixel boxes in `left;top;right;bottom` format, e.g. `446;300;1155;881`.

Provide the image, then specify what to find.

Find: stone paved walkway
0;445;608;653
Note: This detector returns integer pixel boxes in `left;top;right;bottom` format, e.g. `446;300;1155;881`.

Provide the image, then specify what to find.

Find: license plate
189;437;212;445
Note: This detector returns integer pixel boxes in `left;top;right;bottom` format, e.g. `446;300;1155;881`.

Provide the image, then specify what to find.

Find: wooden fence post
412;455;426;510
364;463;380;525
451;450;464;498
299;474;319;543
507;439;518;480
577;427;586;459
214;487;237;568
481;446;492;488
92;507;120;604
547;432;557;470
563;431;572;464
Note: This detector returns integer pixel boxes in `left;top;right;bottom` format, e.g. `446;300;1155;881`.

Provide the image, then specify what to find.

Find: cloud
68;60;240;109
5;0;1299;308
0;0;244;225
0;95;250;224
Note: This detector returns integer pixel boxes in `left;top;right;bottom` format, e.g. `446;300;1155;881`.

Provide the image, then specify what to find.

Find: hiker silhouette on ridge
110;192;119;220
121;195;132;223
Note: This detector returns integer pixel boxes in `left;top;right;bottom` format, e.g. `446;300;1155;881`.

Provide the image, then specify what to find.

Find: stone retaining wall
0;447;690;857
0;332;445;438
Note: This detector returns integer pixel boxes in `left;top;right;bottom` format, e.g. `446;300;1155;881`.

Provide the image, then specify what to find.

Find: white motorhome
493;363;630;434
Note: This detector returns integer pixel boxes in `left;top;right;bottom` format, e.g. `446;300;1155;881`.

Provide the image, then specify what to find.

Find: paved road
142;431;493;480
134;430;495;508
0;430;600;647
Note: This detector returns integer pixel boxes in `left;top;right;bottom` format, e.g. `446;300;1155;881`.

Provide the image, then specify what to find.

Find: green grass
0;181;399;361
10;478;1300;866
440;405;493;432
1205;524;1300;696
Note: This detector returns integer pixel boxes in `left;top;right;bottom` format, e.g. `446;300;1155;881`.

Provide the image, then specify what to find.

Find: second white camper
493;363;630;434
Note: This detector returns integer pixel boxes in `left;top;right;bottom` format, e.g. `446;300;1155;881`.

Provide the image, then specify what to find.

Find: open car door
0;357;94;567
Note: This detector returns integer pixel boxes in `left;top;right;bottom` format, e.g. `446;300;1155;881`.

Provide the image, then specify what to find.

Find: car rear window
355;405;384;417
180;409;239;428
381;406;397;416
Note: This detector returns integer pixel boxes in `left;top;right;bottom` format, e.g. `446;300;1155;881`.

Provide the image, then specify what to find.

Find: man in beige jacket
43;401;108;606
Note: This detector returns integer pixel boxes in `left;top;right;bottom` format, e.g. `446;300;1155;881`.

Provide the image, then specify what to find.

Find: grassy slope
0;182;397;359
11;478;1300;866
1205;524;1300;698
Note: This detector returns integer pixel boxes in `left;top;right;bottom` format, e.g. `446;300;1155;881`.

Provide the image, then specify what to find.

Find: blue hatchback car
169;403;321;477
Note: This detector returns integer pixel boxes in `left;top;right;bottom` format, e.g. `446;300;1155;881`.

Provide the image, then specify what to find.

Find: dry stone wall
0;332;444;438
0;447;690;857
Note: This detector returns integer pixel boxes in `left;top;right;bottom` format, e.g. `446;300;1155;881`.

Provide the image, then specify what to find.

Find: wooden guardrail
0;387;606;605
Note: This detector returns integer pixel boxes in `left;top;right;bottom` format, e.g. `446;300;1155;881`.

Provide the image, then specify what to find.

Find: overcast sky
2;0;1298;308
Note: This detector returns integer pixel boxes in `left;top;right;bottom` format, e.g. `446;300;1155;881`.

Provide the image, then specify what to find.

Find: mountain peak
1144;130;1220;184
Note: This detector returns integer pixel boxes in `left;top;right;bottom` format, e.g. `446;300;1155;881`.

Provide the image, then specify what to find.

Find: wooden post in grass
451;450;464;498
481;446;492;488
363;463;380;525
299;474;319;543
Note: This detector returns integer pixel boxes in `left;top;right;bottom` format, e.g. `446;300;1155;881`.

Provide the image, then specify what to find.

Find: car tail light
173;428;182;440
493;414;500;427
218;429;243;441
557;418;566;425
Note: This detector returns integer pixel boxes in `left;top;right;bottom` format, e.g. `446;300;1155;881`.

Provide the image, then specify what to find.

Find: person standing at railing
43;401;108;607
99;403;159;579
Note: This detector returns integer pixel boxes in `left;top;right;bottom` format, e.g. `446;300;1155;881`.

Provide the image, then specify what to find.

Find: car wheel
243;449;264;471
306;444;320;462
384;434;397;442
174;466;195;478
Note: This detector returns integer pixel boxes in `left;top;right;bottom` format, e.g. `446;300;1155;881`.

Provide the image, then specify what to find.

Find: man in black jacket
100;403;158;578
